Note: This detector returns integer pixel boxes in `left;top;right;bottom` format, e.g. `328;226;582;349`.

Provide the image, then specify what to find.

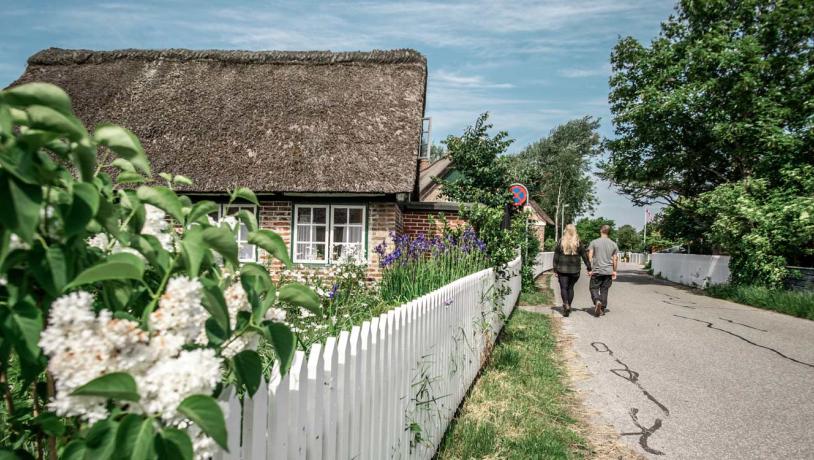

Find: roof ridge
28;47;427;66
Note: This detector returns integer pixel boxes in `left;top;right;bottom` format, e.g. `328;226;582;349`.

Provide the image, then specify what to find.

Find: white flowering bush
0;83;320;459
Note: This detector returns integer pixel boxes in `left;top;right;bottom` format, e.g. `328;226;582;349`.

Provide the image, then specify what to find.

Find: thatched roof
10;48;428;194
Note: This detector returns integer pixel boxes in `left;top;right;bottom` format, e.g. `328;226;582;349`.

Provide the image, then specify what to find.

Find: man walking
588;225;618;316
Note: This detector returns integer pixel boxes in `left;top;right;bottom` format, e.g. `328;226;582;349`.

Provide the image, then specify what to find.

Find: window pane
333;208;347;224
313;207;327;224
349;208;363;224
296;243;308;260
348;226;362;244
239;243;255;261
334;226;346;243
296;225;311;243
314;225;327;243
314;244;326;260
297;207;311;224
239;224;249;241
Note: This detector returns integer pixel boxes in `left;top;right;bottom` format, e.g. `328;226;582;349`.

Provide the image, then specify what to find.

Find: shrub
0;83;318;459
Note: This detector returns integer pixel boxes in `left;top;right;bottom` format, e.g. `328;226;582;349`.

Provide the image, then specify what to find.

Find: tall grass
705;284;814;320
375;228;490;303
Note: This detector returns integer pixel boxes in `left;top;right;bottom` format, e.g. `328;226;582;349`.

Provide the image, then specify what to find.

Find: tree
575;217;615;243
602;0;814;206
436;113;512;208
617;224;639;252
430;144;446;161
509;117;602;239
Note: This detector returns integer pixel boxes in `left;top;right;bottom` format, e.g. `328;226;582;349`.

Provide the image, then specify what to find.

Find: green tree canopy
575;217;616;244
509;116;602;227
602;0;814;206
616;224;640;252
436;113;513;208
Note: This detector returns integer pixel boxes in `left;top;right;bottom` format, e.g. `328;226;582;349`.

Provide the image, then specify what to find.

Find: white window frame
292;204;367;264
293;204;330;264
330;205;366;263
219;204;257;262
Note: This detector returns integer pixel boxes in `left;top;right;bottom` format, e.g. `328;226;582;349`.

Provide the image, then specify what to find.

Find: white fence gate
627;252;649;266
215;256;524;460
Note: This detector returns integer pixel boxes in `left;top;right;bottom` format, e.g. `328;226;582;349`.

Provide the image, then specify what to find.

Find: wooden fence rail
214;256;524;460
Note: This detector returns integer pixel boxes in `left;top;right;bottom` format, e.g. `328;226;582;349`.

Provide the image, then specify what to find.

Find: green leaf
85;419;118;460
230;187;258;206
115;414;154;460
60;440;86;460
3;82;72;115
177;395;228;451
265;321;296;375
0;173;42;243
0;104;10;136
233;350;262;396
116;172;146;184
247;229;291;267
180;227;205;278
46;246;68;292
71;372;139;402
71;142;97;182
9;300;42;362
201;226;238;266
200;278;230;334
25;105;87;140
65;182;100;237
65;252;144;290
187;201;218;226
204;317;228;347
136;186;184;223
279;283;321;314
94;124;150;175
154;428;193;460
173;175;193;186
111;158;135;173
236;209;258;232
33;413;66;436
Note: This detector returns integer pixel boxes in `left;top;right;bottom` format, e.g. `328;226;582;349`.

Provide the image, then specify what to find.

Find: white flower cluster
151;276;208;345
142;204;173;251
41;280;229;459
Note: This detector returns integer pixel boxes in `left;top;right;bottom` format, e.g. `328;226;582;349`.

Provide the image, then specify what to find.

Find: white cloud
559;63;612;78
432;70;514;89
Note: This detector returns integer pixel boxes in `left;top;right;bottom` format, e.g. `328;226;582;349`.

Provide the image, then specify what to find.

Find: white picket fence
215;256;523;460
533;251;554;277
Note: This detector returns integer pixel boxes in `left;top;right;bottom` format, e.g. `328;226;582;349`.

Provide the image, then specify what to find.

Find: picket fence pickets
213;256;524;460
627;252;649;266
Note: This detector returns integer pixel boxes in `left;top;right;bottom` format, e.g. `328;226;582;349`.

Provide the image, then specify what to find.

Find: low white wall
627;252;649;266
533;251;554;277
650;253;731;288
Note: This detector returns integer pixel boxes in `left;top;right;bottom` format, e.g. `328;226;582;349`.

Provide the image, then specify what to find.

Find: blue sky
0;0;674;228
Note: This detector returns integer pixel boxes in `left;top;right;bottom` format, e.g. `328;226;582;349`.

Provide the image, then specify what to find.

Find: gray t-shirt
589;237;619;275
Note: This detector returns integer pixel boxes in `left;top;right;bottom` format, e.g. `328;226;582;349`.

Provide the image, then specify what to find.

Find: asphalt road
551;263;814;459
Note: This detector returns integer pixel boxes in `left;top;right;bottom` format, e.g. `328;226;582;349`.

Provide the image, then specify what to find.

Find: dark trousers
590;275;613;308
557;272;580;306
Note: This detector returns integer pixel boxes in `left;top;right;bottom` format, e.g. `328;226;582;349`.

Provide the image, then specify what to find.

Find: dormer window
418;117;432;160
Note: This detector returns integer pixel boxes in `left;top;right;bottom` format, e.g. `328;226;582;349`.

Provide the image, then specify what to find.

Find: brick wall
367;202;402;279
402;209;466;237
258;200;292;273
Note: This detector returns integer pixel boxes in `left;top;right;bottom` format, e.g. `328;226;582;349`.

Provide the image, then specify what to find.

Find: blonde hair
561;224;580;255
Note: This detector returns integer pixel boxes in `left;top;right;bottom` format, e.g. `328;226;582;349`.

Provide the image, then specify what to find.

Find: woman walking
553;224;592;317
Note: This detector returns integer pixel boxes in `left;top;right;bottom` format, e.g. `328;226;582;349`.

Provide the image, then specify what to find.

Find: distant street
552;263;814;459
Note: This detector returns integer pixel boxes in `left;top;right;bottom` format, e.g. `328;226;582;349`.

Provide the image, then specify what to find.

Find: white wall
627;252;650;266
533;251;554;277
215;256;524;460
650;253;731;288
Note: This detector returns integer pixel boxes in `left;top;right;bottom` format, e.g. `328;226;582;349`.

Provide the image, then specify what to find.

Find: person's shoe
563;305;571;317
601;304;606;316
594;300;603;317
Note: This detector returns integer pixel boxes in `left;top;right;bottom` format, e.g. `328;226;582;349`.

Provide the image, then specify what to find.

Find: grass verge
518;273;554;306
436;309;588;458
705;284;814;320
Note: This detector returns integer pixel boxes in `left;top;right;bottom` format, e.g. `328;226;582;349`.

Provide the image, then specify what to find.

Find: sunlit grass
705;284;814;320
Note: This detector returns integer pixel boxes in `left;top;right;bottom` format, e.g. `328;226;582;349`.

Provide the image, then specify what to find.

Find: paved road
551;263;814;459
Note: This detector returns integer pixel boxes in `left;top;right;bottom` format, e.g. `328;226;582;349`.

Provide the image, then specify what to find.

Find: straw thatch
10;48;428;194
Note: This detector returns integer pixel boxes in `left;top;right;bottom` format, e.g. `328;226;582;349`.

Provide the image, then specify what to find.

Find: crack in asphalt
673;315;814;369
718;317;768;332
592;342;669;455
661;293;697;309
